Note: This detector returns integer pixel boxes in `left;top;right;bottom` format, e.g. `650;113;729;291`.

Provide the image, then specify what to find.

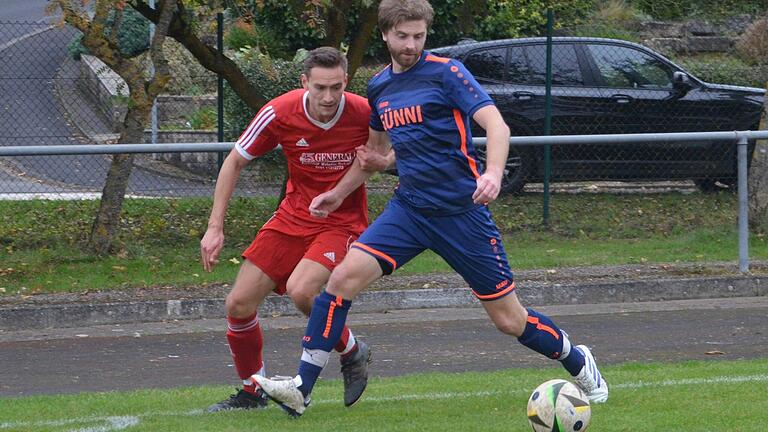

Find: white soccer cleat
572;345;609;403
252;375;310;417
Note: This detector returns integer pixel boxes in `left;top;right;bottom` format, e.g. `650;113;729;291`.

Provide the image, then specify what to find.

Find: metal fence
2;129;766;272
2;19;766;199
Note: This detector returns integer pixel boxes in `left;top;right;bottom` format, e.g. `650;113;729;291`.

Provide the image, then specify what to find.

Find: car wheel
694;178;737;193
476;145;529;195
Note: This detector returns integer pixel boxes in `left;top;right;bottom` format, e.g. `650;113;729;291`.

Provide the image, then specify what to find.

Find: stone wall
639;15;756;56
145;130;220;176
78;55;215;130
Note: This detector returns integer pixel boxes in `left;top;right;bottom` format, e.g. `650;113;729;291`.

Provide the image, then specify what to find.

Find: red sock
226;313;264;393
335;326;357;358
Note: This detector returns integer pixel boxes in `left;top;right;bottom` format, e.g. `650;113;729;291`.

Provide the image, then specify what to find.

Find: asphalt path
1;0;57;26
2;297;767;398
1;4;216;197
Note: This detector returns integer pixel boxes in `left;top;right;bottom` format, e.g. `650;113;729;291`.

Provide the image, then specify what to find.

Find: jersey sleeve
443;60;494;117
367;83;385;132
234;104;280;160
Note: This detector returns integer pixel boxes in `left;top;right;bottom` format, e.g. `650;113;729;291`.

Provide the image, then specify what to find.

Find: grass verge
1;191;765;294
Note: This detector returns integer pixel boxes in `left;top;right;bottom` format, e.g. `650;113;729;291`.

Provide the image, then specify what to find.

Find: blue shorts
352;197;516;301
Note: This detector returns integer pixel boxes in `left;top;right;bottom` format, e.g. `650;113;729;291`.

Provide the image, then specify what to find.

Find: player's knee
492;314;526;337
285;283;315;315
225;292;256;318
326;265;358;298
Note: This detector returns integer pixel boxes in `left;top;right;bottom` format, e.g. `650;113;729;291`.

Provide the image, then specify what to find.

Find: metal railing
2;130;767;272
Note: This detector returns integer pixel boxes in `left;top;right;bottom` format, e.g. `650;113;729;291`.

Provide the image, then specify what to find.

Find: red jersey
235;89;370;235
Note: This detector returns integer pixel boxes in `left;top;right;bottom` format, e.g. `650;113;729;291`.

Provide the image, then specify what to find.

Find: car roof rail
457;37;477;45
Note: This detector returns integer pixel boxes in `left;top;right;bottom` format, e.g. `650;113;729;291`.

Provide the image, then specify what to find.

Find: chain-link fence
1;19;765;200
0;21;282;199
435;36;764;195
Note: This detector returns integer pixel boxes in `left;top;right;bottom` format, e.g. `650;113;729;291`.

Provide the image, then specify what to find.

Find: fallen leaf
705;350;726;355
112;266;126;271
229;257;240;265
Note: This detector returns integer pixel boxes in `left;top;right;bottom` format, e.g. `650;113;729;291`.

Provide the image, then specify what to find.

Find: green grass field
2;359;766;431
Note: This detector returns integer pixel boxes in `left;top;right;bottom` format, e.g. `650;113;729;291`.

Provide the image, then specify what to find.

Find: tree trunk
88;103;150;255
748;106;768;233
346;2;378;81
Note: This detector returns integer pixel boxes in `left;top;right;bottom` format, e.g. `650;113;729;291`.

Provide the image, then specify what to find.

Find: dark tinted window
588;44;673;89
463;48;506;83
507;46;530;84
526;44;584;86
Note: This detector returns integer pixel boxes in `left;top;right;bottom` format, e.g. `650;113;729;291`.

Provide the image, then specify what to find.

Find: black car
430;37;765;193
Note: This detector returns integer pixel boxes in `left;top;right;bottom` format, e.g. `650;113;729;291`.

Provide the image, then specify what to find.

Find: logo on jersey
296;138;309;147
299;152;355;170
380;104;423;131
323;252;336;263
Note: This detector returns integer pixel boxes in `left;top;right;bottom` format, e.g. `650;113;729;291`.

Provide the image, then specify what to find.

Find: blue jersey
367;51;494;215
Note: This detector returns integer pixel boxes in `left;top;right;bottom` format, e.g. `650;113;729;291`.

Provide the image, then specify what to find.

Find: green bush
474;0;595;41
677;54;768;88
67;7;150;60
634;0;768;20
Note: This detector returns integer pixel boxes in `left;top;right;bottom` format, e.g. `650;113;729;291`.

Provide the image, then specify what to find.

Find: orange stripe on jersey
425;54;450;63
322;295;343;338
352;242;397;271
526;314;560;339
474;280;516;301
453;109;480;179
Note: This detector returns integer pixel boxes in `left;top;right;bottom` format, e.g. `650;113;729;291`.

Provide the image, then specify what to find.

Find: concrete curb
1;275;764;331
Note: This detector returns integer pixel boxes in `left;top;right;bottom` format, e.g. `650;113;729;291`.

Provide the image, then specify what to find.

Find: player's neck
305;99;335;124
391;53;422;74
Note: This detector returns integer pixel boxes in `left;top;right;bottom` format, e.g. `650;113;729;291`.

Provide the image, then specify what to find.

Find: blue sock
296;291;351;397
517;309;584;375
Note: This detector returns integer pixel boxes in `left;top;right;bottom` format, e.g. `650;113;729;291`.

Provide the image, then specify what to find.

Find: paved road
1;0;57;24
2;297;767;397
0;3;216;197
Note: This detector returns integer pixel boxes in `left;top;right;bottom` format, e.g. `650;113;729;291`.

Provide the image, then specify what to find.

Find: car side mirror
672;71;692;90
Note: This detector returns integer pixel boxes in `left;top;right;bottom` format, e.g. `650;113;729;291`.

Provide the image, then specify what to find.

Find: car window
587;44;673;89
507;46;530;84
463;47;507;83
525;44;584;86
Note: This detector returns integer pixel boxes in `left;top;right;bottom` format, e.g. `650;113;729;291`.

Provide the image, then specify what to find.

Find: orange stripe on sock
322;296;342;338
527;315;560;340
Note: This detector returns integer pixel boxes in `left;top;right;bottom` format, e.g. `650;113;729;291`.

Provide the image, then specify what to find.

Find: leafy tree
49;0;176;256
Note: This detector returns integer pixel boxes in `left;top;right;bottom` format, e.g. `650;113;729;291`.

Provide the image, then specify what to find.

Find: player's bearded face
383;20;428;72
301;66;347;123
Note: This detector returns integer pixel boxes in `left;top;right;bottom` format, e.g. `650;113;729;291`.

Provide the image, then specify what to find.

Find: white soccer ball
527;379;591;432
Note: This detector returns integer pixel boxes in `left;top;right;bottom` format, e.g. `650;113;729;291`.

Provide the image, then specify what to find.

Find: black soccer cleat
206;388;269;413
341;340;372;407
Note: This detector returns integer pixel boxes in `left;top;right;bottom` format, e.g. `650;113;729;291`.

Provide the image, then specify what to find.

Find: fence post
543;8;553;227
216;12;225;173
738;135;749;273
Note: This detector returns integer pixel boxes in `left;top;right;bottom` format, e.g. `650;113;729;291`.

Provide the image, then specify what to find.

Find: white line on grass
2;374;767;431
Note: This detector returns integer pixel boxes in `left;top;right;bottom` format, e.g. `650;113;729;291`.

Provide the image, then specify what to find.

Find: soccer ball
527;379;591;432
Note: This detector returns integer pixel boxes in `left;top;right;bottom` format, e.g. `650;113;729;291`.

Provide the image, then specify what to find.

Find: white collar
303;91;345;130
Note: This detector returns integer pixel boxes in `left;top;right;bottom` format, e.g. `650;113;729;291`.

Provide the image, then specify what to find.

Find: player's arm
471;104;510;205
309;128;392;218
201;149;250;271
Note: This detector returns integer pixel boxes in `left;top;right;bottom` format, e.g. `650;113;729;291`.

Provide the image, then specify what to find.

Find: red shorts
242;224;358;295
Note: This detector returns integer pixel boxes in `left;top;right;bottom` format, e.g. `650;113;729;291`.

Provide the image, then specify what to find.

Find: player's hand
200;227;224;272
309;190;343;218
472;171;502;205
356;145;389;172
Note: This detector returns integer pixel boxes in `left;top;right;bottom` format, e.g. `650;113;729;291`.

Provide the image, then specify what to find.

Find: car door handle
611;94;632;104
513;91;534;101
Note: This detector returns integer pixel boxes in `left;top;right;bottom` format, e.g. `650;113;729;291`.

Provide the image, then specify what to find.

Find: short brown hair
302;46;348;77
377;0;434;34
